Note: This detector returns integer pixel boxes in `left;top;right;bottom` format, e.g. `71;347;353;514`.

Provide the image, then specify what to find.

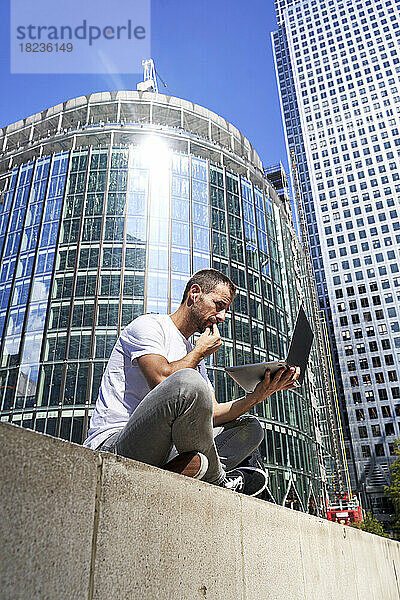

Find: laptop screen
286;305;314;384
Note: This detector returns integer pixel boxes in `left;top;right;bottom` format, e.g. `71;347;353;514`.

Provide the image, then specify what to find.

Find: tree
385;438;400;535
351;511;388;538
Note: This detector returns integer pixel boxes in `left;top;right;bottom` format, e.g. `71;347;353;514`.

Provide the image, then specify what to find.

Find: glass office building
0;91;341;513
273;0;400;522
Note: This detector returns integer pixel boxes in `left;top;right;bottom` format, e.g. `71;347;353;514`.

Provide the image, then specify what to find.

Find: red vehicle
326;495;363;525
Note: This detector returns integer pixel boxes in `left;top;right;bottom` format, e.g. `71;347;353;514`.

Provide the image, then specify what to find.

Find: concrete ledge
1;421;400;600
0;422;99;600
94;455;243;599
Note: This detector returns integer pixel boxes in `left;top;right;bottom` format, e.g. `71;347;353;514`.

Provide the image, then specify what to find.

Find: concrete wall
1;421;399;600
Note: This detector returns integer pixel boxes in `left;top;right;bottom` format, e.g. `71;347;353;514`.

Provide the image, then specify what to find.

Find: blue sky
0;0;288;170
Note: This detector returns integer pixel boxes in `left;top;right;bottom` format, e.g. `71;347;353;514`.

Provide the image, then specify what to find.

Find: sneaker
163;451;208;480
221;466;268;497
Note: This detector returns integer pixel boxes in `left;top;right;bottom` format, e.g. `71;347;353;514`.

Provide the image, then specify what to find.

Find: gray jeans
98;368;263;485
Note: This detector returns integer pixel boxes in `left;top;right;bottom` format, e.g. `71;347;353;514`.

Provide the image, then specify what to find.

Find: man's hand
246;366;300;406
194;324;222;359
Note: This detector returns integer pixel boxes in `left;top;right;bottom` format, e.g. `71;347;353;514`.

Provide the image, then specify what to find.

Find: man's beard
197;321;209;334
190;301;209;334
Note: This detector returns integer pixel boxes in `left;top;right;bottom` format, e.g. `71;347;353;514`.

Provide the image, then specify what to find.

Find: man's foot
221;466;268;497
163;451;208;480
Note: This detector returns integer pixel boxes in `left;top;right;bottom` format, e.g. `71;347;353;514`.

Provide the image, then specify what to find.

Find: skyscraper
0;90;341;513
273;0;400;523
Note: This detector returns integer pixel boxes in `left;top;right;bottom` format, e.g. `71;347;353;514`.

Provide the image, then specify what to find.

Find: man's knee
166;369;213;411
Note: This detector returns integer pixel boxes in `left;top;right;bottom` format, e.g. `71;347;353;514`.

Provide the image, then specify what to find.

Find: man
84;268;300;495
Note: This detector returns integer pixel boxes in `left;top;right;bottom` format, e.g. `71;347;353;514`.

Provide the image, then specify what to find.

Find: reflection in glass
0;169;19;256
0;163;34;342
2;158;50;367
146;142;171;312
126;217;146;242
18;153;68;396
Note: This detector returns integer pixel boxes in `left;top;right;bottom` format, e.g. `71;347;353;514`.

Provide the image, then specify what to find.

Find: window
385;422;395;436
350;376;359;387
372;356;381;368
356;409;365;421
379;389;388;401
362;445;371;458
358;426;368;438
375;444;385;456
389;370;398;382
368;407;378;419
375;372;385;384
382;406;391;418
353;391;362;403
372;424;381;437
385;354;394;366
365;390;375;401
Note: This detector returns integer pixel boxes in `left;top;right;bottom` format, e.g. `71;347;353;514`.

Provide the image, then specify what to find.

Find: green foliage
384;438;400;534
351;512;388;538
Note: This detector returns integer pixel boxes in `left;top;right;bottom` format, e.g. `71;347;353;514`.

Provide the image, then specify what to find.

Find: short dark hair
181;269;236;304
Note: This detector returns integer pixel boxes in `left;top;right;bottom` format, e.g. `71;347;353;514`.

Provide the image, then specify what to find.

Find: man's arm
211;367;300;426
137;320;300;424
137;324;221;389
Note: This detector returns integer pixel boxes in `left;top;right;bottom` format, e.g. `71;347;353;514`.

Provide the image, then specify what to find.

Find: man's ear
188;284;201;305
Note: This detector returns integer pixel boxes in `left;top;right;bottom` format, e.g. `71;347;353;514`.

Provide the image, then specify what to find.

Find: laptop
225;305;314;393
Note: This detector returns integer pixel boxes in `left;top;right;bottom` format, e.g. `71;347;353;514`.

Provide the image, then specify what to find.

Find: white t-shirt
83;314;213;449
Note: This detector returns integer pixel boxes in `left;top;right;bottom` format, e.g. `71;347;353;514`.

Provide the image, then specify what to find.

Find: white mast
136;59;159;93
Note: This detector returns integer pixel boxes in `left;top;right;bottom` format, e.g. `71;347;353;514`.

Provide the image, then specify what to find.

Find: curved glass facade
0;92;338;514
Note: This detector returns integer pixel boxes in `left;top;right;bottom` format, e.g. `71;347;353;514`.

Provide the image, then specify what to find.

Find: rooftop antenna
137;59;159;93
